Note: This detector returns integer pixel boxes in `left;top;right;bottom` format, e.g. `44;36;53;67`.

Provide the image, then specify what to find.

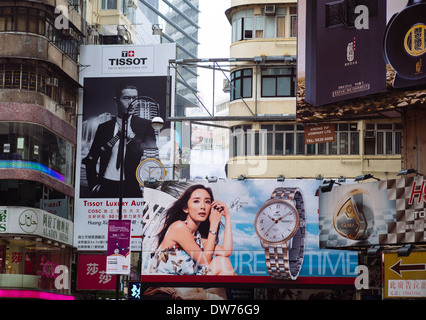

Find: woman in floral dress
148;184;234;276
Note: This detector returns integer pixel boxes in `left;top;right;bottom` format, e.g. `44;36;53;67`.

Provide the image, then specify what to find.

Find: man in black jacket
83;81;157;198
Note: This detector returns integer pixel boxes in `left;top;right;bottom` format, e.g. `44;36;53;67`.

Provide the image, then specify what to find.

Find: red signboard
77;254;116;290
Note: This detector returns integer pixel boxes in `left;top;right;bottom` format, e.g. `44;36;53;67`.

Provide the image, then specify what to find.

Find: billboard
319;176;426;249
141;179;358;285
74;44;176;251
298;0;426;116
304;0;387;106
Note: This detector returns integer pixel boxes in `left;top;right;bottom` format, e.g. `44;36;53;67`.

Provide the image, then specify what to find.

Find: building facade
0;0;82;299
225;0;402;181
85;0;137;45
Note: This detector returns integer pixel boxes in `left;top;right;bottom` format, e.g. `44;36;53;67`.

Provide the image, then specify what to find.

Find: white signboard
0;206;73;246
74;44;176;251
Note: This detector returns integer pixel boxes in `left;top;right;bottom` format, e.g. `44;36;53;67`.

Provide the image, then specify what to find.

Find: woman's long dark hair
156;184;220;246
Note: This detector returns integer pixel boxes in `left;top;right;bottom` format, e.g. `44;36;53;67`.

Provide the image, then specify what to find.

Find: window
365;123;402;155
102;0;117;10
261;67;296;97
290;7;298;37
231;123;361;157
0;122;75;185
230;69;253;101
231;6;297;43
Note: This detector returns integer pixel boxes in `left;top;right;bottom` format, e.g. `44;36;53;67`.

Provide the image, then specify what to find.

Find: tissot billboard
141;179;358;285
74;44;176;251
299;0;426;107
319;176;426;249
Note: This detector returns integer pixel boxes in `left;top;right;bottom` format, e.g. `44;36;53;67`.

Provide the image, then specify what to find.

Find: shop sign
0;208;7;232
0;206;73;246
77;254;116;291
384;251;426;298
304;124;335;144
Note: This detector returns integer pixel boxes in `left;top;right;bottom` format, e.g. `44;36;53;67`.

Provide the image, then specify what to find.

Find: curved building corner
0;0;81;300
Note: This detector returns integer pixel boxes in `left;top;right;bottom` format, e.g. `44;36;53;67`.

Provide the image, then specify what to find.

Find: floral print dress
147;222;210;275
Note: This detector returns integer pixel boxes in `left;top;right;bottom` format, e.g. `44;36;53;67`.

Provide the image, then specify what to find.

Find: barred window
231;6;297;43
365;123;402;155
0;6;79;62
231;123;361;157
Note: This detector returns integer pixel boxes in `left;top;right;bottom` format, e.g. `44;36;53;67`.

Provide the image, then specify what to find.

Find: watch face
136;159;165;186
255;199;299;243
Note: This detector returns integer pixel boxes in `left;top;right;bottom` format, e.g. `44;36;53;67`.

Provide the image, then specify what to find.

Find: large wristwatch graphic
136;148;166;187
254;187;306;280
333;188;374;240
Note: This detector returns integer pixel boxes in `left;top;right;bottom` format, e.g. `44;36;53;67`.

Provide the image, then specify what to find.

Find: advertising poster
141;179;358;287
298;0;426;114
107;220;131;275
304;0;387;106
319;176;426;249
74;44;176;251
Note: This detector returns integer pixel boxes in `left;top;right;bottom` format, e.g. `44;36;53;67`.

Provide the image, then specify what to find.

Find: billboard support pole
115;108;129;300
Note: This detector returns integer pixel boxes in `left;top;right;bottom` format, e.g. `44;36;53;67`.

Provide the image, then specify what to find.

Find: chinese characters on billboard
74;44;176;252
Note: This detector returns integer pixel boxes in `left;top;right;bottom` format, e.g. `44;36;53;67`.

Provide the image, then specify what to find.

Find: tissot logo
122;51;135;57
102;45;155;73
108;50;148;66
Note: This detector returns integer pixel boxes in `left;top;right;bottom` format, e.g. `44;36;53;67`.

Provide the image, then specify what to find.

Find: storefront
0;206;74;299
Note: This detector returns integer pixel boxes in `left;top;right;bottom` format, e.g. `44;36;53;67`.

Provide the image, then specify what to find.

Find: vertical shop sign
106;220;131;275
77;254;116;290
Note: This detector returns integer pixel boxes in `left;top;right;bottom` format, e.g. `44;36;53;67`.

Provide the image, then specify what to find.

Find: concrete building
224;0;402;181
85;0;138;44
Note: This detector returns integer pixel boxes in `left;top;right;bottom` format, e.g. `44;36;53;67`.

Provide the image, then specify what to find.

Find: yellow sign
384;251;426;298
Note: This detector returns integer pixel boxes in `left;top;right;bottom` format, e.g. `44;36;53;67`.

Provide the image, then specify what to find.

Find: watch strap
142;148;159;160
264;187;306;280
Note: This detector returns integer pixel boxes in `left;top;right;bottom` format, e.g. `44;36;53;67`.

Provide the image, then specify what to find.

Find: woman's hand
209;201;223;230
212;201;230;218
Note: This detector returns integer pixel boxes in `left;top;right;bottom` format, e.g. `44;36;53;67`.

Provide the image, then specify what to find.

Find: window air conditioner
265;5;276;15
223;79;231;93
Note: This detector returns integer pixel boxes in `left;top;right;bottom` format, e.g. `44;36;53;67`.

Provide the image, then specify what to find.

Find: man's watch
136;148;166;186
254;187;306;280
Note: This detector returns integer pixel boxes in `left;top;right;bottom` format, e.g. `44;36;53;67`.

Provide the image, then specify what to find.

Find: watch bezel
136;158;166;186
254;198;300;244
